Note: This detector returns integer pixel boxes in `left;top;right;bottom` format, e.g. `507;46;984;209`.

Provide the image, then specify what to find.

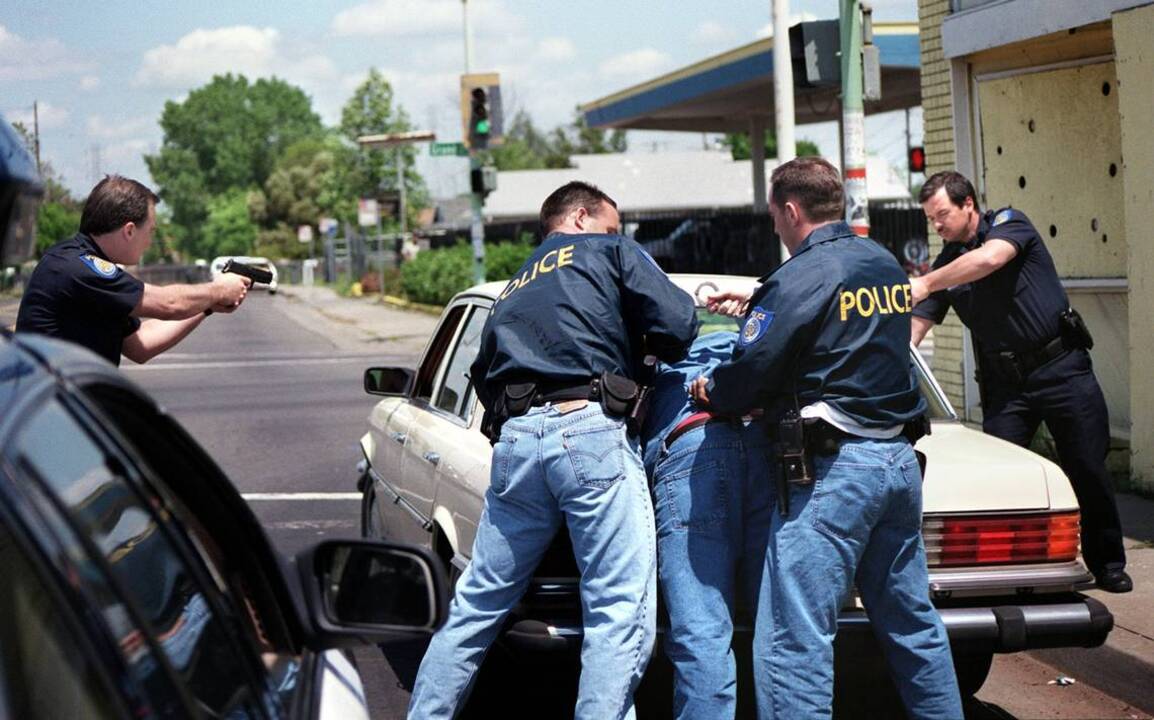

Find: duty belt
994;334;1068;383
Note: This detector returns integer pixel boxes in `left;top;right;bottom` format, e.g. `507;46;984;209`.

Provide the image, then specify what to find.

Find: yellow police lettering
496;245;578;301
839;291;855;321
556;244;575;268
839;283;914;320
538;249;558;273
872;286;891;314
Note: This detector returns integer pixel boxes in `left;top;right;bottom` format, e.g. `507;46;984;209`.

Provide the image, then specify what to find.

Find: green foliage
399;241;535;306
36;201;80;252
146;74;324;257
202;190;257;258
487;107;628;171
721;131;820;161
340;68;429;228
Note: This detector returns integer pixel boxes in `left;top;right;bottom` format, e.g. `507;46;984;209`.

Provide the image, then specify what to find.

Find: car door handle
390;431;406;444
423;451;441;466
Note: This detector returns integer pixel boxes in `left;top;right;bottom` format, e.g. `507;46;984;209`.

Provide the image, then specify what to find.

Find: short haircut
539;181;618;235
918;170;979;211
769;156;844;223
79;175;159;236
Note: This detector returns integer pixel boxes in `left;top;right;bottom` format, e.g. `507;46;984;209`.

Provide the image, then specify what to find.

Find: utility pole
463;0;485;284
772;0;795;261
32;101;41;176
840;0;869;236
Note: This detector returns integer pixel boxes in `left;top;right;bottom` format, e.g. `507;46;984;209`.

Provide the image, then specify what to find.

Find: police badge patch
992;209;1013;227
740;306;774;345
80;254;119;278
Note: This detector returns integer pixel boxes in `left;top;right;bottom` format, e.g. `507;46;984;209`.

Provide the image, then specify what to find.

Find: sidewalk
1031;493;1154;714
276;283;438;357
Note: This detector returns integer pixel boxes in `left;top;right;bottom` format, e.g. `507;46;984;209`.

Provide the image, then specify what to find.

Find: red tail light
923;512;1080;567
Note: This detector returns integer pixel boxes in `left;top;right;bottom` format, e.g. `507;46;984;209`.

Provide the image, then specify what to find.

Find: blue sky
2;0;920;199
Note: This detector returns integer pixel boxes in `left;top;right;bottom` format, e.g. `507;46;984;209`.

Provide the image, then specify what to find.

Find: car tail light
923;512;1080;567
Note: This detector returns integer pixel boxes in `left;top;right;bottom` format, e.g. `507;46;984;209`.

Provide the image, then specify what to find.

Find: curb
380;295;444;316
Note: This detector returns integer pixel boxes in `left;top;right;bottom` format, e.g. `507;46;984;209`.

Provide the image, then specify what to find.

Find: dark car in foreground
0;330;448;719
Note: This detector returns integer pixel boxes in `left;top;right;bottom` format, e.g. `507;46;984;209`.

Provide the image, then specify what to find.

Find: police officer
408;181;699;720
691;157;962;719
17;175;249;366
912;170;1131;593
641;330;772;719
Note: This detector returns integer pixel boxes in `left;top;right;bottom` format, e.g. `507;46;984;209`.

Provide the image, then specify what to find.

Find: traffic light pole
840;0;869;237
462;0;486;284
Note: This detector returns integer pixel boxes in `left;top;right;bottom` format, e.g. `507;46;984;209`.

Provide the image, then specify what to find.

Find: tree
202;190;257;258
487;108;628;172
339;68;428;229
721;131;820;161
146;74;324;256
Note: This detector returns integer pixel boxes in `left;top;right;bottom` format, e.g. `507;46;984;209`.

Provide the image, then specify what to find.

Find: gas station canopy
580;22;921;133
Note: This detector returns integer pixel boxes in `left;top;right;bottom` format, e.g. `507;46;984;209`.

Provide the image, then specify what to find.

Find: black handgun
221;259;273;285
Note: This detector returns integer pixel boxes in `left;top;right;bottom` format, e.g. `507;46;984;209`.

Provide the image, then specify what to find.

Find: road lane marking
242;492;362;501
264;520;359;530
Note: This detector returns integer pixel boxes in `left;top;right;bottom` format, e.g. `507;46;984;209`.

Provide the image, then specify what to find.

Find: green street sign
430;142;469;157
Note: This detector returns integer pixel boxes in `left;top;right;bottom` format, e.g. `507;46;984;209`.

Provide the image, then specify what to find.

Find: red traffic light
908;146;926;174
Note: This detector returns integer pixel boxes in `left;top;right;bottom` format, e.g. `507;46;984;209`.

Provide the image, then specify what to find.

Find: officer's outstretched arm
914;238;1017;303
134;275;249;320
122;316;206;364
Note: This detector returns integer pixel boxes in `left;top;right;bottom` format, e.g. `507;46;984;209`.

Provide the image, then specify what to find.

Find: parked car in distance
0;330;448;719
357;273;1113;699
211;255;279;293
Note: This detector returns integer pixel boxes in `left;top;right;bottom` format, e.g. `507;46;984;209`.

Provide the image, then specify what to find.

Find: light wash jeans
754;437;962;720
408;402;656;720
651;420;773;720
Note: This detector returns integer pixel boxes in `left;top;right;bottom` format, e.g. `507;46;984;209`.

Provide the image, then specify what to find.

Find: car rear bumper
499;592;1112;656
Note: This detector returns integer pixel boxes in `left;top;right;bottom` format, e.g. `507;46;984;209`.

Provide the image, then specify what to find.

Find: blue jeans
652;420;773;720
754;438;962;720
409;402;656;720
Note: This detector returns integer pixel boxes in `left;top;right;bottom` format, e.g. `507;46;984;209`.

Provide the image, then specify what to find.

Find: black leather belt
1012;335;1068;376
532;380;598;406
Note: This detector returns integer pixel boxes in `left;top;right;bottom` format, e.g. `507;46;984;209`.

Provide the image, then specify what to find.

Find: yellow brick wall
1115;2;1154;492
918;0;967;411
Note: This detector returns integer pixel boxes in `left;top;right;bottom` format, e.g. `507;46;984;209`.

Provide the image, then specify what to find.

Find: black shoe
1094;568;1133;593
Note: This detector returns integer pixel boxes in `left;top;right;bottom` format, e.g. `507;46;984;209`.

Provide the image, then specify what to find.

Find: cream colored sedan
356;274;1112;697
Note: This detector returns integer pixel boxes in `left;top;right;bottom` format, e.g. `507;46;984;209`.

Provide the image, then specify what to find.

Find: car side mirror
364;367;415;396
297;540;448;649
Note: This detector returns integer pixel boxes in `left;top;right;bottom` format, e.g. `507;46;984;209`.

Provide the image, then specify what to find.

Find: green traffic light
476;119;491;134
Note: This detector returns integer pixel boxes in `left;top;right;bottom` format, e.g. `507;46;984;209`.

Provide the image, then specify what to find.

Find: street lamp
356;130;435;295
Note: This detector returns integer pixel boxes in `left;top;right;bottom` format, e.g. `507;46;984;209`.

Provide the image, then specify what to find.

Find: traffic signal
470;88;491;148
908;146;926;174
460;73;503;150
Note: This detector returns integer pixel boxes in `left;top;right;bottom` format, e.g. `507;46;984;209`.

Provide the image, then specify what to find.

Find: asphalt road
123;290;1148;720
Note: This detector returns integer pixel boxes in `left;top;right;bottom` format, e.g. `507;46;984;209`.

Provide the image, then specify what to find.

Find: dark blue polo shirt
913;207;1069;354
470;231;699;411
706;221;925;428
16;233;143;366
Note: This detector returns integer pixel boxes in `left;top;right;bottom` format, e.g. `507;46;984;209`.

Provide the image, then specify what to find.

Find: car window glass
0;519;121;719
434;306;487;419
415;305;467;401
15;400;262;719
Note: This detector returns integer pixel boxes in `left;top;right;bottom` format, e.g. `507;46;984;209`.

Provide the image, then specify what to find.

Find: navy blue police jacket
706;221;926;428
469;231;699;413
16;233;143;366
913;207;1068;355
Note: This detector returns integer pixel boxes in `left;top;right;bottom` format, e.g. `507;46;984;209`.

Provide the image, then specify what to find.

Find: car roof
456;273;759;307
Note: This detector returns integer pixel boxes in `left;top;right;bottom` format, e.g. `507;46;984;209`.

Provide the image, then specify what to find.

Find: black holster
772;410;814;517
1059;307;1094;350
596;372;651;435
481;381;538;444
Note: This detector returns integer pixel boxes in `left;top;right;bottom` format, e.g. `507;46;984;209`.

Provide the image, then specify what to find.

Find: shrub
400;240;535;306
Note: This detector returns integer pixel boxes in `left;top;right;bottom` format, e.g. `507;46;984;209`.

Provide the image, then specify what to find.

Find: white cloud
134;26;337;90
536;37;575;62
693;20;734;46
5;102;69;129
86;115;153;141
331;0;523;37
0;24;93;81
598;48;673;82
79;75;101;91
